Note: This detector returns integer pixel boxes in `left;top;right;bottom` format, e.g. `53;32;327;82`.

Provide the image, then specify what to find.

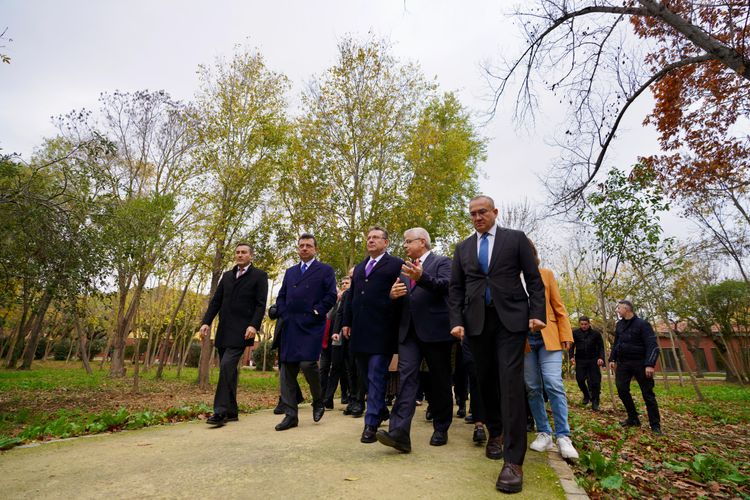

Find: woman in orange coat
524;240;578;460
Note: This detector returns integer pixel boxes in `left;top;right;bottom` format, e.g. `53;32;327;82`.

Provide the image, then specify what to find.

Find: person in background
609;300;662;435
524;239;579;460
569;316;605;411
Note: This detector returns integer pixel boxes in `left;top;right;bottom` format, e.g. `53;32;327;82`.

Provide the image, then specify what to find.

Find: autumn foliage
633;1;750;195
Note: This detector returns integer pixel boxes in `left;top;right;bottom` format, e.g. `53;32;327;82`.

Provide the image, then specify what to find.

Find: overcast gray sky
2;0;681;237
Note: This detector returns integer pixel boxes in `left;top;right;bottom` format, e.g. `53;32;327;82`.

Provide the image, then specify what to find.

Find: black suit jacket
343;253;404;354
448;227;545;335
202;264;268;349
394;253;454;343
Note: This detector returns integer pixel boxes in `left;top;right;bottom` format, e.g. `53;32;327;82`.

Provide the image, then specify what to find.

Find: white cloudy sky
1;0;687;238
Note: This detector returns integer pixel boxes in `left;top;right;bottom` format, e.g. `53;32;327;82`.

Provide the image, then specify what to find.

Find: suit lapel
295;260;319;284
370;253;390;275
466;233;481;272
488;227;507;273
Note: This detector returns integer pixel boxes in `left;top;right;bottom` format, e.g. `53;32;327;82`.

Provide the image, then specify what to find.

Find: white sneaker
557;436;579;460
530;432;554;452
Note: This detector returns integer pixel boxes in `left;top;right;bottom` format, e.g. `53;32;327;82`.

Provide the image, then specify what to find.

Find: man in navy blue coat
342;226;404;443
200;242;268;427
376;227;455;453
274;233;338;431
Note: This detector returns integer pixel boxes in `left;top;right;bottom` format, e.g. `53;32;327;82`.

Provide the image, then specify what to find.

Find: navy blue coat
202;265;268;349
343;253;404;354
394;253;454;344
276;260;337;362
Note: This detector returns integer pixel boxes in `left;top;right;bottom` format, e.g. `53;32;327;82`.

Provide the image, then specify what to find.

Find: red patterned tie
409;259;420;289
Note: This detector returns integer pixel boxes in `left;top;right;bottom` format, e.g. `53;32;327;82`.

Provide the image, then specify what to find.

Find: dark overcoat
202;265;268;349
276;260;337;362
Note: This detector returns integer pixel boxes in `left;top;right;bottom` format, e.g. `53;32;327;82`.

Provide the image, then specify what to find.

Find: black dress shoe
429;430;448;446
581;396;590;405
360;424;377;443
464;414;475;424
425;407;433;421
226;414;239;422
376;429;412;453
343;403;353;415
341;396;349;405
473;425;487;443
312;404;325;422
651;424;662;435
206;413;227;426
275;415;299;431
591;400;600;411
496;463;523;493
324;399;334;410
486;435;503;460
351;405;364;418
456;403;466;418
620;417;641;428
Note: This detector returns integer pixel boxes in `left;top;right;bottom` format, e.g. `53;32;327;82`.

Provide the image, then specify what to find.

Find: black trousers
389;329;454;435
462;340;487;422
452;343;469;407
575;359;601;403
468;306;527;465
344;339;360;405
615;359;661;426
319;345;333;400
280;360;322;417
323;345;347;402
214;346;245;415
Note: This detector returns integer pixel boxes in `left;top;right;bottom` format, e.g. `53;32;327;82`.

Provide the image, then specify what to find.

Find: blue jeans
524;334;570;437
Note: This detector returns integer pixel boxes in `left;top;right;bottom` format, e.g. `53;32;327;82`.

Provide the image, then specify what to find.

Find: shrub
185;342;202;367
252;340;276;371
53;339;71;361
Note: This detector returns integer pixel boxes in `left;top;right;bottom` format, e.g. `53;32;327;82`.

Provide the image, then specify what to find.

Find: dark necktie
409;258;420;290
301;263;308;274
479;233;491;304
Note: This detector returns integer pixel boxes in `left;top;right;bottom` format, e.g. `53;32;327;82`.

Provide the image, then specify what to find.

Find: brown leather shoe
485;435;503;460
496;463;523;493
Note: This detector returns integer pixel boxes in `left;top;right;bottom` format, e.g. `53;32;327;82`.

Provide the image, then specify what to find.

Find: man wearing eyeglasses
342;226;404;444
376;227;455;453
448;195;546;494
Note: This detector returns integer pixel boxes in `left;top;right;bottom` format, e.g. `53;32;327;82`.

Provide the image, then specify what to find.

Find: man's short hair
368;226;389;241
470;195;496;208
235;242;254;253
618;300;634;311
298;233;317;248
405;227;431;249
579;315;590;323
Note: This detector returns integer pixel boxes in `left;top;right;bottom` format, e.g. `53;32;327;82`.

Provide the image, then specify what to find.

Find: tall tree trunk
110;283;146;377
597;289;617;408
5;303;31;368
132;336;141;393
72;301;93;375
20;289;54;370
156;260;202;379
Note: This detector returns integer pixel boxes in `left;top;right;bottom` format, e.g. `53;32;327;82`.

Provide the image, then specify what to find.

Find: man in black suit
376;227;454;452
569;315;605;411
448;195;546;494
200;242;268;426
274;233;338;431
342;226;404;443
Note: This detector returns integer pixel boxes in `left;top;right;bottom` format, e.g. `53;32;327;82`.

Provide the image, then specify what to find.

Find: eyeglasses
403;238;424;245
469;208;491;217
367;235;385;241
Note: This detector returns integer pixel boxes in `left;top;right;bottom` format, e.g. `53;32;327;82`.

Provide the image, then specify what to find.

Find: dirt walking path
1;404;566;499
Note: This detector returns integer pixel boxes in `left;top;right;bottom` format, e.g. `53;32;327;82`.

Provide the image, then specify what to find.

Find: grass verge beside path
565;380;750;498
0;361;281;450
